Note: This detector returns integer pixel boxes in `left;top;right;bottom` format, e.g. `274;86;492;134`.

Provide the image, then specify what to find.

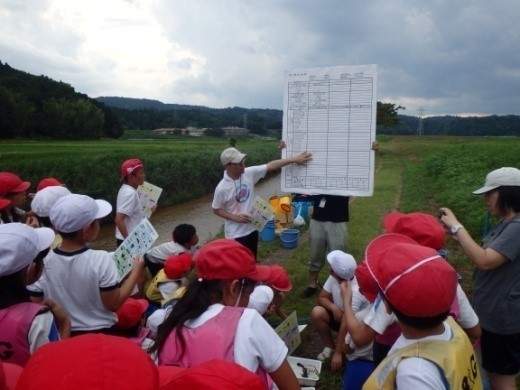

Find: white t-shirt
115;184;145;240
28;310;59;353
323;275;369;314
212;165;267;239
27;247;119;331
185;304;287;373
345;305;373;361
146;241;186;265
389;321;453;389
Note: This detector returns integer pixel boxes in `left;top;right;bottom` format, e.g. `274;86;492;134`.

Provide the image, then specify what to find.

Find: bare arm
115;212;129;238
266;151;312;172
44;299;71;339
340;280;376;347
101;257;146;312
439;207;508;270
269;359;300;390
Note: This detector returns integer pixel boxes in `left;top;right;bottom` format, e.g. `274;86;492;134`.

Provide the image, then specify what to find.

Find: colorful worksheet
248;196;275;231
137;181;163;218
113;218;158;279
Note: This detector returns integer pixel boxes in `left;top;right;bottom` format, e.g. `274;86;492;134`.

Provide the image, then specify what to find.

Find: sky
1;0;519;117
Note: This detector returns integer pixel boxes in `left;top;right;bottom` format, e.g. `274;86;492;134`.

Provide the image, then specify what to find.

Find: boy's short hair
387;299;449;330
366;233;457;318
173;224;196;246
50;194;112;233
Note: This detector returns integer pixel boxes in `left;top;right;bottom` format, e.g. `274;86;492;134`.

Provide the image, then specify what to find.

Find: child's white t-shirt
389;321;452;389
115;184;145;240
27;247;119;331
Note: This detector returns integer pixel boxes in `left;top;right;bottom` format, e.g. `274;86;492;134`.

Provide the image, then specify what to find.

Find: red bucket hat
36;177;64;192
383;211;445;250
354;260;379;303
164;252;193;279
195;239;272;281
120;158;144;178
266;265;292;291
0;172;30;197
17;334;159;389
158;359;264;390
366;234;457;317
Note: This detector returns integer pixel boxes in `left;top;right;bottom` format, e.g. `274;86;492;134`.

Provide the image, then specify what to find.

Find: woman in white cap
440;167;520;390
0;223;70;367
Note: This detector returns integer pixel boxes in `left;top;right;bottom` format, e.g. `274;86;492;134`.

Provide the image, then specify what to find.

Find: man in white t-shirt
212;146;311;258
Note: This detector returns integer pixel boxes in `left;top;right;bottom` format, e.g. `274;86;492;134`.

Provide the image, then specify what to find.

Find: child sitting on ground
27;193;147;336
145;252;193;307
310;250;369;372
0;223;70;366
145;223;199;276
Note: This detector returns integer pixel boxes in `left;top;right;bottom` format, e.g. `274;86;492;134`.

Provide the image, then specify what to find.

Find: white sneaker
317;347;333;361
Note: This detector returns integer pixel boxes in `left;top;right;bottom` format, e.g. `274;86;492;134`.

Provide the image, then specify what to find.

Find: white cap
327;250;357;280
220;148;246;166
473;167;520;194
0;223;55;276
50;194;112;233
31;186;72;217
247;285;274;315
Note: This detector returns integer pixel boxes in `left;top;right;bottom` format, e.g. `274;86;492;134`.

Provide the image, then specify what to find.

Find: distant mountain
96;96;209;112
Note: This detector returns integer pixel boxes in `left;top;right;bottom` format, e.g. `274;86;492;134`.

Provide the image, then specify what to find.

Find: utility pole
417;107;425;135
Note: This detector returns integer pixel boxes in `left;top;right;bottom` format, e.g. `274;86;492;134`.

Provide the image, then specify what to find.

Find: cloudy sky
1;0;519;116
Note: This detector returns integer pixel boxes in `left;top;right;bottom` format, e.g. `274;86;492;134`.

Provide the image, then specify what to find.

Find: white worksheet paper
137;181;162;218
281;65;377;197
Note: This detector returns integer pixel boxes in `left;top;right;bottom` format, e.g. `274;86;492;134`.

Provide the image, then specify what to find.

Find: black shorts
326;309;341;332
481;328;520;375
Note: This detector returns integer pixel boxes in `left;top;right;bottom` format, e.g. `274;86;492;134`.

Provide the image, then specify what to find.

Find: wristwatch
451;224;464;235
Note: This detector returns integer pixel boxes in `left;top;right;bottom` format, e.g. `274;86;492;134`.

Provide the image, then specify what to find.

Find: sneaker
300;286;317;298
317;347;333;361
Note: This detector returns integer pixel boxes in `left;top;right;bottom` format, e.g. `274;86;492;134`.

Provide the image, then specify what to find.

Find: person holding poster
212;147;311;258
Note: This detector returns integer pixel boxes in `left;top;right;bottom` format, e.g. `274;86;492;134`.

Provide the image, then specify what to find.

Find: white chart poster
281;65;377;197
137;181;162;218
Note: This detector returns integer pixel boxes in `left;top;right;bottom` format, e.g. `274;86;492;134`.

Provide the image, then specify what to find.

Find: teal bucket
260;220;276;242
280;228;299;249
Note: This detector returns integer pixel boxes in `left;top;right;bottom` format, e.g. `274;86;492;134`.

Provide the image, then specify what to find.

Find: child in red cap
150;239;300;390
361;234;482;389
0;172;34;225
115;158;148;248
264;264;292;320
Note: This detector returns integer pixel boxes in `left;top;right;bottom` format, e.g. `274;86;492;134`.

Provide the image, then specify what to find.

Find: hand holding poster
137;181;163;218
113;218;158;279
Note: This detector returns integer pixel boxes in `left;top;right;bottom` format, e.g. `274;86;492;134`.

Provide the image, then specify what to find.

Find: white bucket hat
473;167;520;194
327;250;357;281
50;194;112;233
31;185;72;217
0;223;55;276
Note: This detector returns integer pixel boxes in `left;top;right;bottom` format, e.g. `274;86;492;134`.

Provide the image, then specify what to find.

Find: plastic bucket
260;220;276;242
279;196;292;212
280;228;299;249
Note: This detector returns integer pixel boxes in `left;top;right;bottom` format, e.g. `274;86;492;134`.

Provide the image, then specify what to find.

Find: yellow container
269;196;280;210
279;196;292;212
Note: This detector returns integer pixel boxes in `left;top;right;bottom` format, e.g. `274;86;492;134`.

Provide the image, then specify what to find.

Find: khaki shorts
308;219;347;273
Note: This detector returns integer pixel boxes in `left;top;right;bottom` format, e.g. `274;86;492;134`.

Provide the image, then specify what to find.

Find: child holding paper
27;194;146;336
115;158;150;248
